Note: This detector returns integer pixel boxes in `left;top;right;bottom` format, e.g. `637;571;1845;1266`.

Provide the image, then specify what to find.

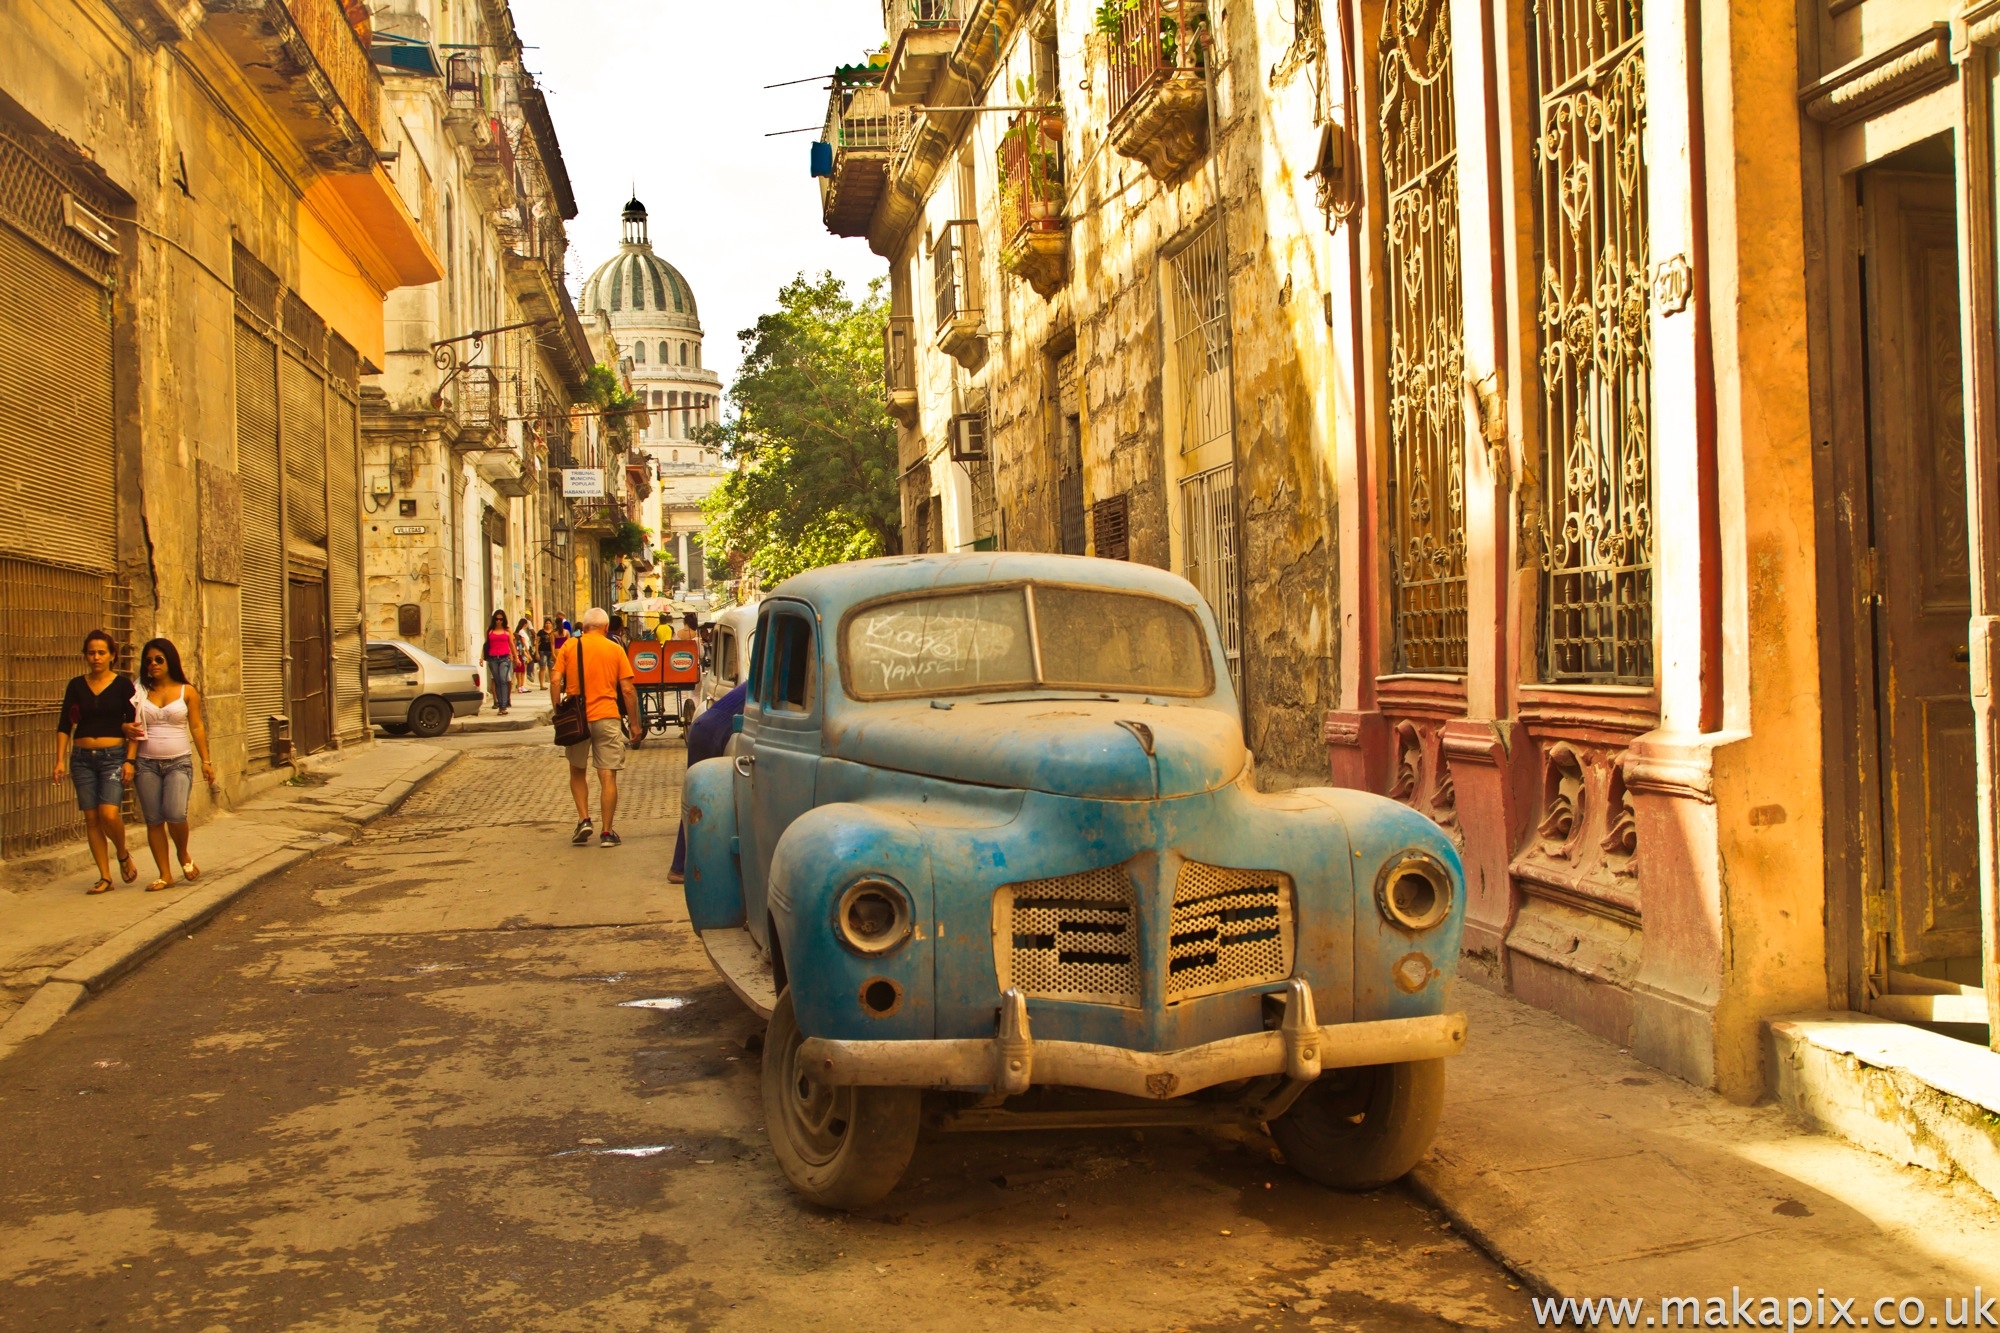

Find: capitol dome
579;198;699;331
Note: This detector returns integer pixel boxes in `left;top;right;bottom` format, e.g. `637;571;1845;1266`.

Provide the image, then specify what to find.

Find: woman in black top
53;628;138;895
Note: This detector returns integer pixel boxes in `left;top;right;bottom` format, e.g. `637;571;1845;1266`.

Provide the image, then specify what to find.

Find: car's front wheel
761;989;919;1209
1268;1059;1446;1191
407;696;453;739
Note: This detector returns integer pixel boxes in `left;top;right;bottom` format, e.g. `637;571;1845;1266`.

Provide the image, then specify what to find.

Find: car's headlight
1375;852;1453;932
835;876;913;955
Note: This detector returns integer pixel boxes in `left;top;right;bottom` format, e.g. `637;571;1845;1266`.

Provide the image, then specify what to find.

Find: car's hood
823;699;1247;800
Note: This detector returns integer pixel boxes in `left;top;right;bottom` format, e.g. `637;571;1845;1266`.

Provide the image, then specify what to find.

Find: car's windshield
843;584;1211;700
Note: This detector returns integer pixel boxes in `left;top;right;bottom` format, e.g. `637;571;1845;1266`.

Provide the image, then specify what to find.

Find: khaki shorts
566;717;628;771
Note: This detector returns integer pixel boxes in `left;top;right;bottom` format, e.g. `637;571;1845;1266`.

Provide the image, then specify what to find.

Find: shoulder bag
553;634;592;747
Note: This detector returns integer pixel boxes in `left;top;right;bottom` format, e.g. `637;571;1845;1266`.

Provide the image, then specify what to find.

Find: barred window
1531;0;1653;684
1380;0;1468;674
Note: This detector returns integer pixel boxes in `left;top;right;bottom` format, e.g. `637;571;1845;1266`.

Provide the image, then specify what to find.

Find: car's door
735;601;821;949
365;643;419;722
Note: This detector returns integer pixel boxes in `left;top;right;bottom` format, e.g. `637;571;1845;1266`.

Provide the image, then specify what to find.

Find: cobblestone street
0;736;1532;1331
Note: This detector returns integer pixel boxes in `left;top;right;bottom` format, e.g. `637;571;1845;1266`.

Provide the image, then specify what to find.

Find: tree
701;273;899;585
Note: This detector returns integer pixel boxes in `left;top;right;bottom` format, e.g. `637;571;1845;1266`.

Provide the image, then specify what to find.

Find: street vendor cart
627;636;701;742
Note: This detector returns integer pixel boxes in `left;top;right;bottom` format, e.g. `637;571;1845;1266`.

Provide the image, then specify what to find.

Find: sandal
117;851;137;883
145;878;172;893
181;861;200;882
87;878;113;895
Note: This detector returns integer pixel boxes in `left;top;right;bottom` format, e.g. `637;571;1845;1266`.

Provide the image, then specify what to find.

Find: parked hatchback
366;640;483;738
679;553;1467;1208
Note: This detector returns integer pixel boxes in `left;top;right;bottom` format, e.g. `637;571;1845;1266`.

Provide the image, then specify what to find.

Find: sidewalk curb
344;750;460;824
1405;1165;1558;1300
0;749;461;1064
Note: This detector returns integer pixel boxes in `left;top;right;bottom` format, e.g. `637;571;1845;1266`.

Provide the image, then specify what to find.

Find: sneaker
571;819;593;845
599;829;622;847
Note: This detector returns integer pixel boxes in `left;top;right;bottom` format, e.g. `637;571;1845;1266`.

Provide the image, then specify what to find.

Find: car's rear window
843;584;1211;700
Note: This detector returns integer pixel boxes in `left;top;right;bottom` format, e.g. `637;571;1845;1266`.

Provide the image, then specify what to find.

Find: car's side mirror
731;714;744;734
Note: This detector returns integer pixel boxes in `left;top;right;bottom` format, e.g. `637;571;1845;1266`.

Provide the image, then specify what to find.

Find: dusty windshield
843;584;1212;700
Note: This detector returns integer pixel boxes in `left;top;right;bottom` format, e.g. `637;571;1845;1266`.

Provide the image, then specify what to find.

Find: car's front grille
1164;862;1294;1002
993;867;1141;1006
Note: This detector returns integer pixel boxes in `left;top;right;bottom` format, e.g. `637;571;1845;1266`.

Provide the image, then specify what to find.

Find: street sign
561;468;604;498
391;525;427;535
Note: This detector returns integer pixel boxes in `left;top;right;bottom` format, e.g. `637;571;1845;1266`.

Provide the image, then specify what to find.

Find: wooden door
288;576;332;756
1864;171;1984;968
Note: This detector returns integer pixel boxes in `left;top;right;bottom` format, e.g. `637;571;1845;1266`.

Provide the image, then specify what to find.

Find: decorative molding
1623;740;1718;804
1967;0;2000;48
1800;25;1954;126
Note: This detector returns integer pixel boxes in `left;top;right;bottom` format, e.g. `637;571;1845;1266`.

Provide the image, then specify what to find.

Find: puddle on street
549;1144;674;1158
618;996;687;1010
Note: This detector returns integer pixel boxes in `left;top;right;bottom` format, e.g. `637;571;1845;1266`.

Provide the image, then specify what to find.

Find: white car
698;601;757;713
366;640;484;737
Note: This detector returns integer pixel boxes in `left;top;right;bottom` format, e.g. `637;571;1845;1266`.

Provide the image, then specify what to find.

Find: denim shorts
135;755;194;826
69;746;125;811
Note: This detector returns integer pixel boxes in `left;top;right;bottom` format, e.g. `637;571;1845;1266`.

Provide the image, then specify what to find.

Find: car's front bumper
797;981;1467;1101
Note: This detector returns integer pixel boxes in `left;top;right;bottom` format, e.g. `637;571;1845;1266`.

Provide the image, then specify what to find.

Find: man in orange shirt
552;607;641;847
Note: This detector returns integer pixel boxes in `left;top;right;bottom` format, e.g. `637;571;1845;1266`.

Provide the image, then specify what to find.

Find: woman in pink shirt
484;609;516;715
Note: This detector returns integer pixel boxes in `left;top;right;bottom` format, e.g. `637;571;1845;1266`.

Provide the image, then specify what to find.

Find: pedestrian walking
671;611;701;642
537;618;555;685
669;679;747;884
53;628;138;895
515;616;536;688
552;607;640;847
607;612;630;647
484;609;515;715
553;618;571;656
130;637;215;892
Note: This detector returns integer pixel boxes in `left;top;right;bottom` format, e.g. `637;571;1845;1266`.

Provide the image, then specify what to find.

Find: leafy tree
701;273;899;585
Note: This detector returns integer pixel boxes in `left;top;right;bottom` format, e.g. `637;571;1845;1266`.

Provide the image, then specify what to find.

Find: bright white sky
507;0;890;393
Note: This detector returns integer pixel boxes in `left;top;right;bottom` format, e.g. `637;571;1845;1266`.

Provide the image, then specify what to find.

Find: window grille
1181;463;1241;694
1166;220;1233;455
1092;493;1131;560
932;220;981;329
884;317;916;395
1531;0;1653;683
1380;0;1468;675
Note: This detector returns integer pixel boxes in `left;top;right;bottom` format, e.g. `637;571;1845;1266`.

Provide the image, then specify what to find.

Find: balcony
201;0;381;172
1104;0;1209;182
818;78;898;238
466;115;518;213
997;110;1068;298
442;52;487;148
477;440;532;497
931;220;985;368
884;316;918;423
883;0;966;105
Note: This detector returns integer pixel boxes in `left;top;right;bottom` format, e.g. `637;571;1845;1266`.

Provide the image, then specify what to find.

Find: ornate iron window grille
1380;0;1469;674
1531;0;1653;685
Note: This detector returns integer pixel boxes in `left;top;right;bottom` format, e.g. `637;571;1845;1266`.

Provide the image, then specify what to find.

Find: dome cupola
580;194;700;331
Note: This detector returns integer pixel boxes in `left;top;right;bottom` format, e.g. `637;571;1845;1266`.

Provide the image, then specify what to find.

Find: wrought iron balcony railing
1105;0;1206;123
997;108;1068;296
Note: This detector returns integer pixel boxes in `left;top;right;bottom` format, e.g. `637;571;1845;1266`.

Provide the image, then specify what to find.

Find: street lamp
538;516;569;553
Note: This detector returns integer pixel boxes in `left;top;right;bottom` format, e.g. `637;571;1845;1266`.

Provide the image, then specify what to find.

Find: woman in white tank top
130;638;215;892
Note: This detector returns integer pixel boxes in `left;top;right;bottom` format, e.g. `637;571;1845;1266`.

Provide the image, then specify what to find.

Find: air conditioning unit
949;412;989;462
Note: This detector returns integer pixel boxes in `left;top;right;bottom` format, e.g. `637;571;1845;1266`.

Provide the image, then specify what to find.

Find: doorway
288;575;332;756
1856;143;1985;1008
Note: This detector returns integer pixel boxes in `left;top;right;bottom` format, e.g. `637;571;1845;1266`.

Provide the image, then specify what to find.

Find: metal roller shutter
0;126;122;855
281;352;328;547
0;210;114;569
327;388;363;742
236;320;285;767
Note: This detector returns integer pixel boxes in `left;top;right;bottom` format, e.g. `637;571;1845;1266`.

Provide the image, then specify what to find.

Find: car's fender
681;756;744;931
767;801;936;1042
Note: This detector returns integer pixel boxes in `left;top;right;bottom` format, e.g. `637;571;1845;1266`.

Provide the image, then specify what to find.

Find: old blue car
680;552;1466;1207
